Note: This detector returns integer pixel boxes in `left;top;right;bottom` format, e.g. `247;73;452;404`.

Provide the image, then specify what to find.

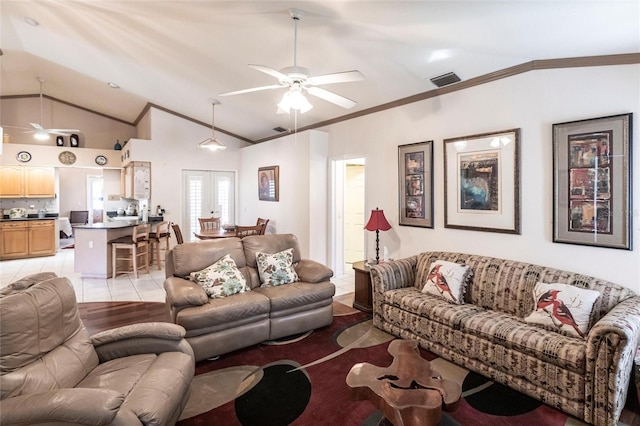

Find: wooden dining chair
149;221;170;269
198;217;221;230
171;223;184;245
110;223;150;279
256;217;269;235
235;225;263;238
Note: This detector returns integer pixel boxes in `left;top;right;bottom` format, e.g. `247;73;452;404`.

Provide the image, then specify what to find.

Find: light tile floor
1;249;356;303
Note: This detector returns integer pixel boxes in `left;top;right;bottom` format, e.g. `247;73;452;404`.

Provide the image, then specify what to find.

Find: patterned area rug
176;308;599;426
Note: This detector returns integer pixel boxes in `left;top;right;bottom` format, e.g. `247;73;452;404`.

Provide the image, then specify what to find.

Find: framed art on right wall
552;113;632;250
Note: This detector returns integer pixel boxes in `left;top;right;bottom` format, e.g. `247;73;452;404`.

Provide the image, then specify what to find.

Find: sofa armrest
91;322;195;363
0;388;123;425
164;276;208;307
295;259;334;283
369;256;418;294
584;295;640;425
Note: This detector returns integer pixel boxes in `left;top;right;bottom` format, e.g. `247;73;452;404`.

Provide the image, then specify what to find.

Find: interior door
183;170;235;242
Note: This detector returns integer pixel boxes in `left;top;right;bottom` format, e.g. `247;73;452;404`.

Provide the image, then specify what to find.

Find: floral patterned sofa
370;251;640;426
164;234;335;362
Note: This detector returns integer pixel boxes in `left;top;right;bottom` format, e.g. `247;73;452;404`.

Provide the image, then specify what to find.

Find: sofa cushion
175;291;271;330
254;281;336;313
524;282;600;339
256;248;300;287
171;238;247;278
190;254;250;299
459;309;586;373
421;260;471;304
0;275;99;394
242;234;302;269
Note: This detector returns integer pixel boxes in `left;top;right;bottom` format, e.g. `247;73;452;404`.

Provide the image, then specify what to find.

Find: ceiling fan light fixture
197;100;226;151
278;87;313;114
34;128;49;140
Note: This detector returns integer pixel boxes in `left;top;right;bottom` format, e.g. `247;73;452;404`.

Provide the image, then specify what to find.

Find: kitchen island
73;222;137;279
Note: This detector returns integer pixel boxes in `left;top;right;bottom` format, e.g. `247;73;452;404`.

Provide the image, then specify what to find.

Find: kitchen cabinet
28;220;56;256
0;219;56;260
0;166;55;198
122;161;151;200
0;221;28;259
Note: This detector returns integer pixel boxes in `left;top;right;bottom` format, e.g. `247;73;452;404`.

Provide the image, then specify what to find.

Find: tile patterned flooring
0;249;356;303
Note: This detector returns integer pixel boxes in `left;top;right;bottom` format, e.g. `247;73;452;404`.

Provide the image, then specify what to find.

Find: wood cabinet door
0;166;24;198
28;220;56;256
25;167;55;198
0;222;29;259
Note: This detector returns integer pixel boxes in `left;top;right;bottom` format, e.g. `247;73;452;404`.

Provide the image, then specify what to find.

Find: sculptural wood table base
346;339;461;426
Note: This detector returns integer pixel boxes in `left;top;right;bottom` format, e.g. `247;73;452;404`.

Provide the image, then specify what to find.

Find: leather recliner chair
0;272;195;425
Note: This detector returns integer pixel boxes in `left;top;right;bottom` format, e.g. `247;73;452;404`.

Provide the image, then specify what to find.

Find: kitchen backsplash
0;198;58;215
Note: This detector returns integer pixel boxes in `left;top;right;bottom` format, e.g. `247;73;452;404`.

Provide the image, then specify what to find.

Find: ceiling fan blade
30;123;44;130
0;124;32;131
306;70;365;86
306;87;357;109
47;129;80;135
219;84;285;97
249;64;292;84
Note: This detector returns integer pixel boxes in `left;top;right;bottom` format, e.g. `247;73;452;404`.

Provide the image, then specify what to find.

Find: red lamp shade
364;208;392;232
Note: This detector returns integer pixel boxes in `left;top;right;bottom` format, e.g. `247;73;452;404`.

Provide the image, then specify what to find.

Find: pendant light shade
198;100;226;151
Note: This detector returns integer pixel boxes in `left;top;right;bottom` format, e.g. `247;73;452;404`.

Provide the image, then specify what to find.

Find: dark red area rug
176;310;624;426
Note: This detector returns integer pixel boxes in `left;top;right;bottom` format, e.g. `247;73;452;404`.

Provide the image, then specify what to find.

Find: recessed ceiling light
24;17;39;26
107;82;120;89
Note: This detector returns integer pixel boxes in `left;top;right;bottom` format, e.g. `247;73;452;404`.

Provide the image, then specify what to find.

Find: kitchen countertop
73;222;137;230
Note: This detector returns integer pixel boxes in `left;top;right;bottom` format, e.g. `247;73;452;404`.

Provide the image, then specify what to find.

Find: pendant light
198;99;226;151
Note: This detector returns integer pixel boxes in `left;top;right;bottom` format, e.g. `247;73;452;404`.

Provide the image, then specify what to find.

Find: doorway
330;157;365;276
86;175;104;224
182;170;235;242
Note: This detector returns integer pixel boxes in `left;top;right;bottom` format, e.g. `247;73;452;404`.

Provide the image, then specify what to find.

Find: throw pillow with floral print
190;254;250;298
256;248;299;287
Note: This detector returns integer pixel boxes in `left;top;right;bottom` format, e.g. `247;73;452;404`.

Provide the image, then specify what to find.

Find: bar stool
149;221;170;270
110;223;150;279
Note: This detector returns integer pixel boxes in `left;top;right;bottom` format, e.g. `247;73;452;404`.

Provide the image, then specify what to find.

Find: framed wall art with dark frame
398;141;433;228
258;165;279;202
552;113;632;250
444;128;520;234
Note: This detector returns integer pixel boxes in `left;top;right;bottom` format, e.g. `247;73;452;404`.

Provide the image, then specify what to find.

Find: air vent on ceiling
273;126;288;133
429;72;461;88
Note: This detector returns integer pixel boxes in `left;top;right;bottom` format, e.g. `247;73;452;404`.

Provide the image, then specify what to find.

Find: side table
352;260;372;313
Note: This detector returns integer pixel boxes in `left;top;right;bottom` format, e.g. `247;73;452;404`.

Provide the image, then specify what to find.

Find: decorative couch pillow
256;248;299;287
421;260;471;304
524;282;600;338
190;254;250;299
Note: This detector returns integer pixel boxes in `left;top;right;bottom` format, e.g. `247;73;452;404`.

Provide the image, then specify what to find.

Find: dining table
194;228;237;240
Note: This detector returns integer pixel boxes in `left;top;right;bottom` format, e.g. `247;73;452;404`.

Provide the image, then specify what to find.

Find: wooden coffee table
346;339;461;426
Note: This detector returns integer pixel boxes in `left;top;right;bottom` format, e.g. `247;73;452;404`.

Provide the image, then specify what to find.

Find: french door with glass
182;170;235;242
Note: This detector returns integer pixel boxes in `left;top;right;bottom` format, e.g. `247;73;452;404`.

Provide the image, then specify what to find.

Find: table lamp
364;208;392;264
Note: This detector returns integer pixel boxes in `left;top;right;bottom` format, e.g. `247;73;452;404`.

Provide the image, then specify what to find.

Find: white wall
318;64;639;291
239;130;329;260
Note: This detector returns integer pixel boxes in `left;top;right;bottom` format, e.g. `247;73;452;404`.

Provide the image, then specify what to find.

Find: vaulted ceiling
1;1;638;143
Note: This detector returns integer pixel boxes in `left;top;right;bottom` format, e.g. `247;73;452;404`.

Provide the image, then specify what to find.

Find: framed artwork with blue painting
444;128;520;234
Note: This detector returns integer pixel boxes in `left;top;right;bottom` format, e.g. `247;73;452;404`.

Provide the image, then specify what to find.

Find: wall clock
58;151;77;165
70;134;79;147
56;136;64;146
17;151;32;163
95;155;108;166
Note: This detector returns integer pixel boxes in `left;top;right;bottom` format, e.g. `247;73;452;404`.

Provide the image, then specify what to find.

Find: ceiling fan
2;77;79;140
219;8;364;114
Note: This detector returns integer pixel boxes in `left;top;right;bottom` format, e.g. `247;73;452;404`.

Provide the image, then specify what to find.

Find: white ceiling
1;1;638;142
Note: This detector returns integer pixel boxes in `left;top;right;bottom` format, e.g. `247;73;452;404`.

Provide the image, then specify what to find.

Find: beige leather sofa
164;234;335;362
0;272;195;426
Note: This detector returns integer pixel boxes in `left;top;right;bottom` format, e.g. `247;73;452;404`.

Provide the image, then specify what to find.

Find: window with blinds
188;177;203;240
217;178;230;225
